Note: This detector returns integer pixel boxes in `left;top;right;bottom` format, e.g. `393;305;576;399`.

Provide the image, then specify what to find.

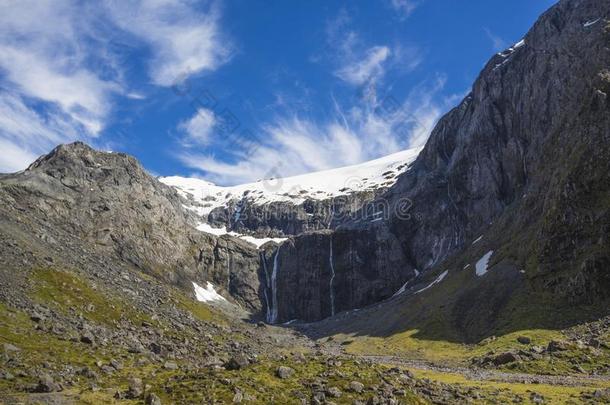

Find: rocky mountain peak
24;141;150;190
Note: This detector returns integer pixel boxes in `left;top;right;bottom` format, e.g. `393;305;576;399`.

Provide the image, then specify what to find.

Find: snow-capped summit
160;146;422;244
160;146;422;216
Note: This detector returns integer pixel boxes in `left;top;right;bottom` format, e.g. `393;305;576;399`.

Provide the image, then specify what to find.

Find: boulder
276;366;295;379
35;374;61;393
349;381;365;393
493;352;519;366
225;354;250;370
126;377;143;399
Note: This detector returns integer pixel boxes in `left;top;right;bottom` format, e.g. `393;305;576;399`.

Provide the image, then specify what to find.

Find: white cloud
325;9;421;109
389;0;419;19
0;1;120;137
335;46;391;86
0;0;231;172
105;0;232;87
179;78;450;185
0;138;39;174
0;1;125;172
0;92;86;172
179;108;216;145
484;28;508;52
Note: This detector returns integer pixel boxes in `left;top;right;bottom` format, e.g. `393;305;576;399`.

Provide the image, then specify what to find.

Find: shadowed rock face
207;190;380;238
0;142;263;311
261;0;610;324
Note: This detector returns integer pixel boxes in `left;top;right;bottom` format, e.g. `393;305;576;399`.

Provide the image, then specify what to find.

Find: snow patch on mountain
475;251;494;276
160;146;422;216
414;270;448;295
583;18;600;27
192;281;226;302
196;223;287;248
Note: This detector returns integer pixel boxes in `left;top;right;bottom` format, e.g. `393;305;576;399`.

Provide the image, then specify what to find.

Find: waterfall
260;252;271;320
267;245;281;324
226;252;231;293
329;236;336;317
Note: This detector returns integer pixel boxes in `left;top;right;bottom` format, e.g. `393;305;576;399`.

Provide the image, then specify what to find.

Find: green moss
170;289;226;325
29;268;151;326
0;303;102;376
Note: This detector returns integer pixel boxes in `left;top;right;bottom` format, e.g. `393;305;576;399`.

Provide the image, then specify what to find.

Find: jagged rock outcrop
0;142;262;310
262;0;610;324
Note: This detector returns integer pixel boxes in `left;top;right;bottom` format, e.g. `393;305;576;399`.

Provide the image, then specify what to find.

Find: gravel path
358;355;610;387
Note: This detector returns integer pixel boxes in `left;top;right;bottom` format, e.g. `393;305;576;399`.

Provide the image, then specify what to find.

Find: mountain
1;0;610;403
245;0;610;328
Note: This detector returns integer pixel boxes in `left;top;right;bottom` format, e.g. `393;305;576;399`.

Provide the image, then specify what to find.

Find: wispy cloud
325;9;422;103
335;46;391;86
0;0;230;172
179;77;450;185
105;0;232;87
175;7;442;185
0;91;84;172
484;27;508;52
0;1;120;137
178;108;217;146
388;0;419;20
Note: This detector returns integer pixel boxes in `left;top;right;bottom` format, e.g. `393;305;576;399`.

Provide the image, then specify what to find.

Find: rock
493;352;519;366
35;374;61;393
110;359;123;370
311;391;326;404
30;313;44;322
529;392;544;404
276;366;295;379
3;343;20;353
126;377;143;399
80;332;95;345
326;387;342;398
150;342;162;354
79;367;99;380
100;365;115;374
572;364;586;374
349;381;365;393
592;388;610;401
547;340;568;352
163;361;178;370
0;371;14;380
145;393;162;405
517;336;531;344
225;354;250;370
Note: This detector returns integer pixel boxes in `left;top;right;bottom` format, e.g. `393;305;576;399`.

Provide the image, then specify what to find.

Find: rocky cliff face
0;143;263;310
207;190;380;237
161;147;419;239
260;0;610;325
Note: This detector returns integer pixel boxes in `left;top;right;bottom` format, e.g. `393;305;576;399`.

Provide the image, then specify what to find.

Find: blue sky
0;0;556;184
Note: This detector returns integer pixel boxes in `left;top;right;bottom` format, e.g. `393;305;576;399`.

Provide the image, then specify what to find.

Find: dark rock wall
260;0;610;323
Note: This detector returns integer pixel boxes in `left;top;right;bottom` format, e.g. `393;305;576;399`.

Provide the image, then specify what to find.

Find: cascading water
226;252;231;293
329;236;336;316
267;245;281;324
